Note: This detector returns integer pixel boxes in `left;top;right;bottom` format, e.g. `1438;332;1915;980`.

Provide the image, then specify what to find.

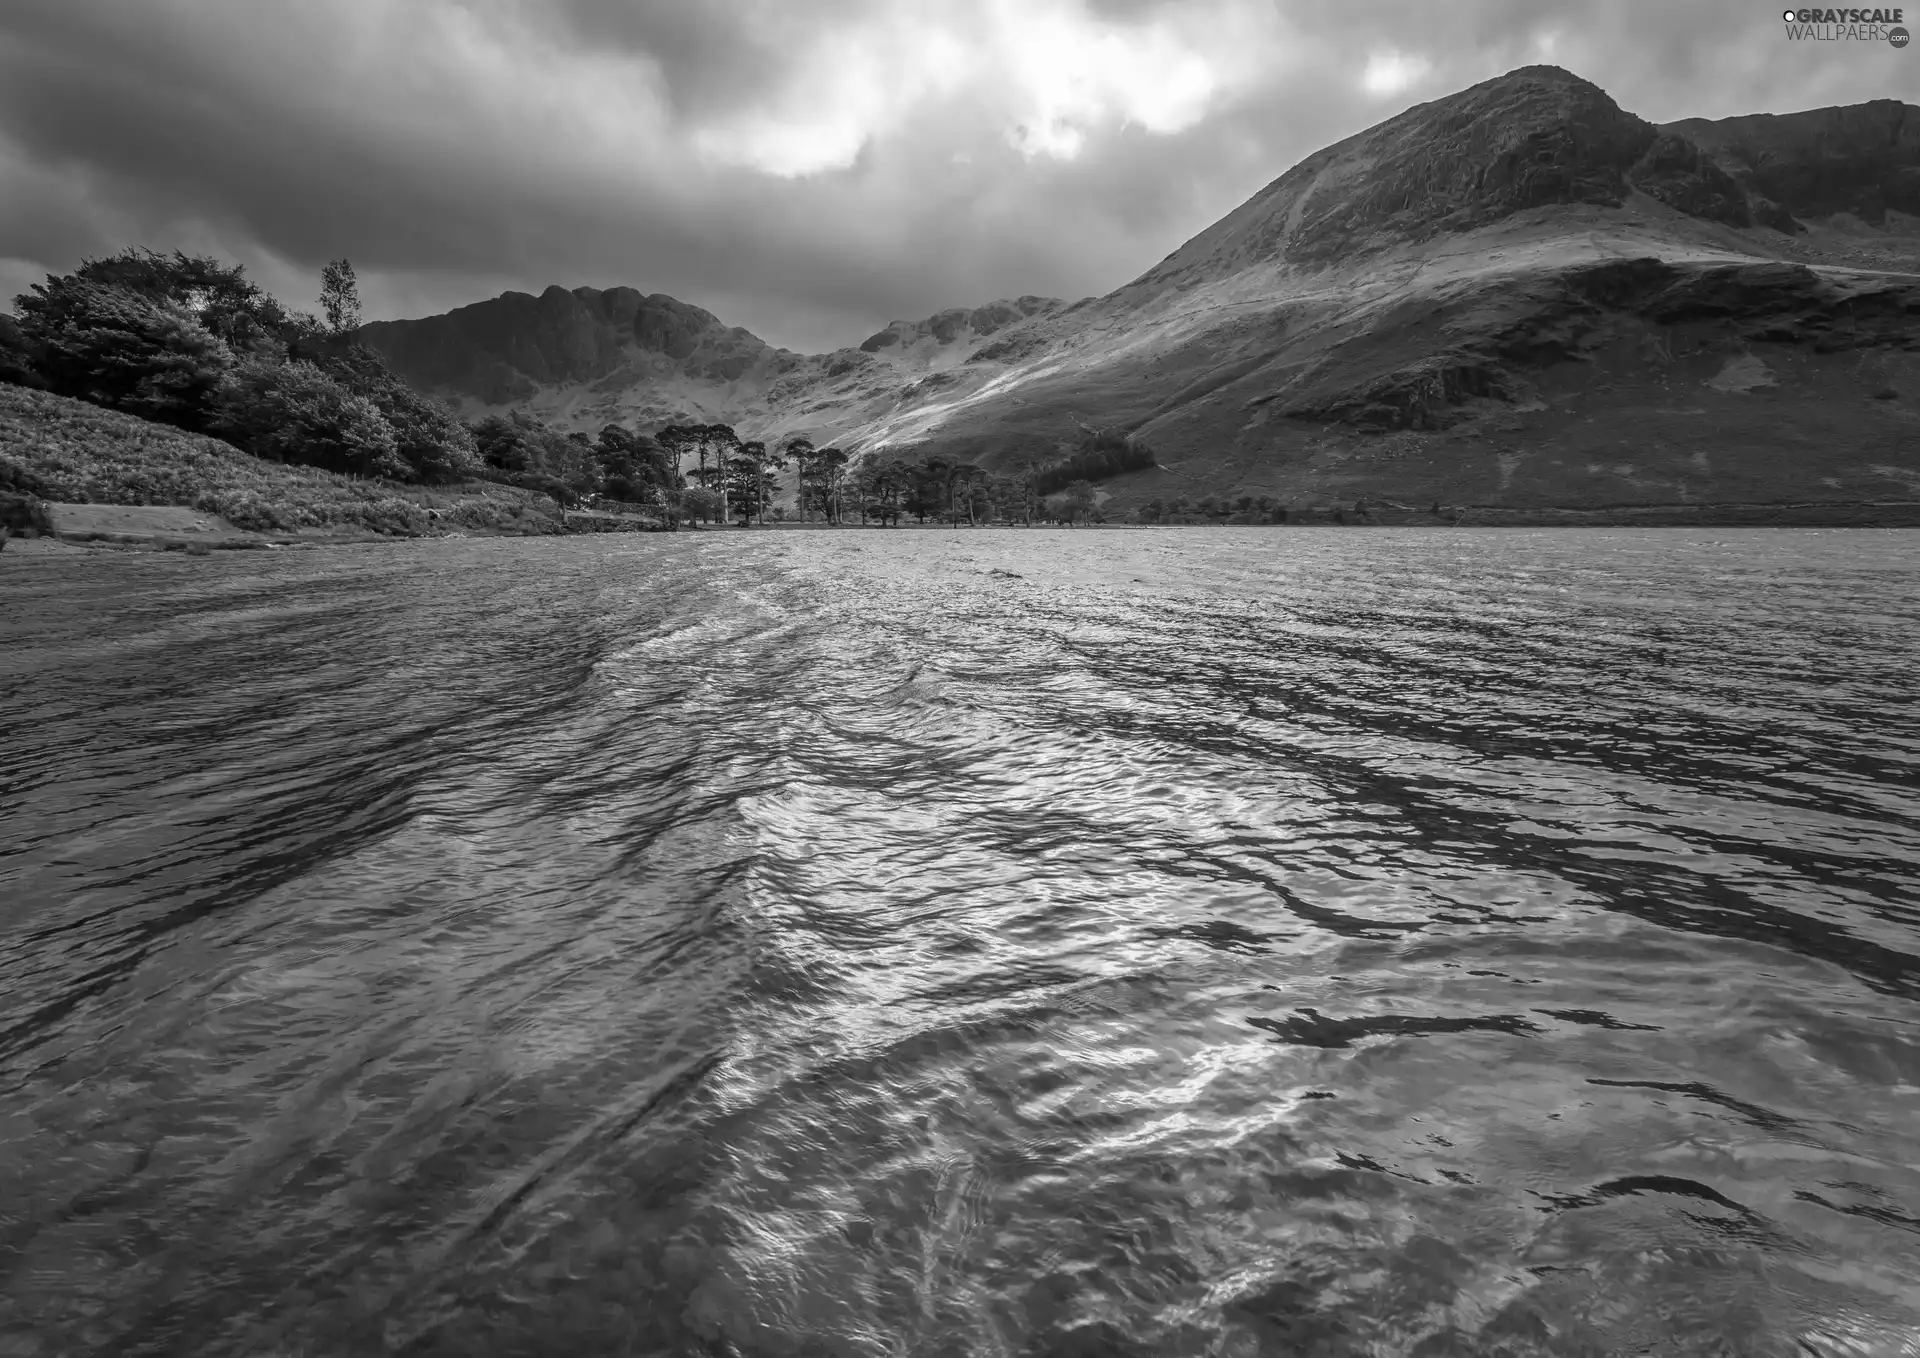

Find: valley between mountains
358;65;1920;521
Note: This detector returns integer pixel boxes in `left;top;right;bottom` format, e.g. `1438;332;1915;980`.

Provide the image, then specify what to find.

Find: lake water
3;528;1919;1357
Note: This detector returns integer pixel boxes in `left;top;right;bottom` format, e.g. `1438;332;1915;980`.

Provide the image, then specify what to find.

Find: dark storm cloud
1;0;1914;352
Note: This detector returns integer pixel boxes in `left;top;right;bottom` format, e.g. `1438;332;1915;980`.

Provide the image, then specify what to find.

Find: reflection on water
2;528;1918;1356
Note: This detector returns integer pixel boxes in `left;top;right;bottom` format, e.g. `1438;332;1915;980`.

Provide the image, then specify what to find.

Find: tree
702;424;741;523
14;276;234;430
595;424;677;506
1045;479;1098;526
212;358;403;478
58;247;298;354
320;259;362;335
782;434;815;522
985;472;1027;526
472;413;535;473
1063;479;1098;525
1014;460;1042;526
1030;426;1156;498
726;440;776;525
904;461;943;524
951;462;986;526
467;409;599;499
813;446;849;524
295;337;477;482
658;423;740;524
656;424;702;499
749;439;788;524
0;314;43;390
680;486;723;524
13;247;486;484
854;456;911;526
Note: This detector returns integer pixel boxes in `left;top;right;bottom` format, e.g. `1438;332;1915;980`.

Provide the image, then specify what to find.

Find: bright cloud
0;0;1891;351
1360;49;1433;97
677;0;1266;175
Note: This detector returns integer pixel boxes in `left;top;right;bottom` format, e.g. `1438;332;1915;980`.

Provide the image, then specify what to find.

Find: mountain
357;284;1073;441
360;67;1920;518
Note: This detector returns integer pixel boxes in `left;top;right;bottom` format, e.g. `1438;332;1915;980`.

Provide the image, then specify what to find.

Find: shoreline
9;499;1920;558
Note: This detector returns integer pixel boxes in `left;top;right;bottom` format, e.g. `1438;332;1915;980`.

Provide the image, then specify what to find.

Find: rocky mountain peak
1136;65;1660;283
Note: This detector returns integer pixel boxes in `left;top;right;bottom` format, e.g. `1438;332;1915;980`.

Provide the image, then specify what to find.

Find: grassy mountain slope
360;66;1920;518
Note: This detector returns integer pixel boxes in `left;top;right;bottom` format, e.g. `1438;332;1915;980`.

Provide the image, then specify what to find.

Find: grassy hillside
0;385;568;537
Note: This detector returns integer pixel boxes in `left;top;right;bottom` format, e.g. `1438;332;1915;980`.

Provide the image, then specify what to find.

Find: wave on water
2;528;1918;1356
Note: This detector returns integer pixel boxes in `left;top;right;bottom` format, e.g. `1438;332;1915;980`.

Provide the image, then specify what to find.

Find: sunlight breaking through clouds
1360;49;1434;97
0;0;1890;350
684;0;1247;176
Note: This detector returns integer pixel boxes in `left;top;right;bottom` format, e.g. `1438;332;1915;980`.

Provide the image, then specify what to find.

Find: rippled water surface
4;527;1920;1357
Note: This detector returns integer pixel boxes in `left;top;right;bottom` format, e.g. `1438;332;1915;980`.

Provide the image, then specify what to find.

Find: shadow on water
1;529;1918;1355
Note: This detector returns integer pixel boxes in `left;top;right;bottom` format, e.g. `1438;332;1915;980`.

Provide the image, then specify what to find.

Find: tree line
0;247;1177;529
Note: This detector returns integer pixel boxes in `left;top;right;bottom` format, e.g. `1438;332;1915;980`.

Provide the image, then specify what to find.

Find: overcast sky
2;0;1915;352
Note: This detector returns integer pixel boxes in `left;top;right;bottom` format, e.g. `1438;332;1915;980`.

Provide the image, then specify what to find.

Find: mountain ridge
358;66;1920;513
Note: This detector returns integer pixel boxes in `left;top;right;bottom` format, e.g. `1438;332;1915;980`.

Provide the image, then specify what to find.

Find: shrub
0;491;53;536
193;488;288;532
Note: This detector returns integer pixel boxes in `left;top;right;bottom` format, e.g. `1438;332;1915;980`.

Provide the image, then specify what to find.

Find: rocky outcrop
1267;258;1920;436
1665;100;1920;227
857;296;1063;352
1627;133;1752;226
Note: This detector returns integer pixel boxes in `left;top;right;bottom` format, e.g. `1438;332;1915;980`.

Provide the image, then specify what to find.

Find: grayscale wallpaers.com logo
1781;6;1909;43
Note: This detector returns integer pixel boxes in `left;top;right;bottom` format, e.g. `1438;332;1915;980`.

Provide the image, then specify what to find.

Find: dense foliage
14;277;235;429
5;248;477;485
211;359;403;478
0;315;40;390
1032;426;1155;496
466;411;681;514
299;338;480;482
1136;493;1289;525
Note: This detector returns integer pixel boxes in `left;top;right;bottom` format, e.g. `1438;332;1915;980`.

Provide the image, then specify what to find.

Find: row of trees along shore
586;423;1163;528
0;247;1207;530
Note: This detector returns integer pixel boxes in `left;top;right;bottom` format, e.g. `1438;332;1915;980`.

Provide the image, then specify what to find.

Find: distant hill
360;66;1920;517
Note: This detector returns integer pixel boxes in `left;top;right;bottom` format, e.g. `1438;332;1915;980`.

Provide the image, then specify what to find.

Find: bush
211;358;406;478
14;277;234;429
516;473;578;507
0;491;53;536
192;488;289;532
